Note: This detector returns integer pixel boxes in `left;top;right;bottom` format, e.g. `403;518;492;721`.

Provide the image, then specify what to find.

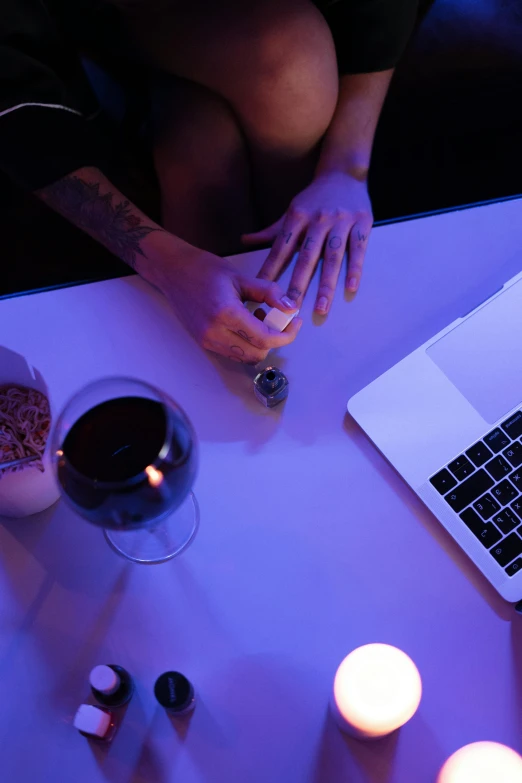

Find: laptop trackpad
427;279;522;424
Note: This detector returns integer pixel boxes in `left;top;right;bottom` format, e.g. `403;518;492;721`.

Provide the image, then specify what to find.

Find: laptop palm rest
427;279;522;424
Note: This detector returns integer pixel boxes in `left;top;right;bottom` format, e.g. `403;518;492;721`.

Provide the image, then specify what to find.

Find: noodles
0;385;51;477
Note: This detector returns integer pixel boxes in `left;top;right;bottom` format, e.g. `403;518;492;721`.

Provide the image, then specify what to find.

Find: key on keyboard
466;441;493;467
444;470;494;513
448;456;474;480
511;499;522;519
490;532;522;567
509;470;522;491
506;558;522;577
485;455;511;481
473;494;501;520
492;479;518;506
484;428;511;454
429;469;457;495
503;441;522;468
460;509;502;548
501;411;522;440
493;508;519;535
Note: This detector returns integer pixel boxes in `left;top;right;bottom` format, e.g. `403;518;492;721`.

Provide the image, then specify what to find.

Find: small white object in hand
73;704;111;738
331;643;422;740
89;665;120;695
263;307;299;333
437;742;522;783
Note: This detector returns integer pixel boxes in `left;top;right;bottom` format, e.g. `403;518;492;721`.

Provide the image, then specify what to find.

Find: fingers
226;302;303;350
225;317;303;364
285;216;330;306
241;217;284;246
257;209;307;282
314;222;351;314
346;221;372;293
238;277;298;311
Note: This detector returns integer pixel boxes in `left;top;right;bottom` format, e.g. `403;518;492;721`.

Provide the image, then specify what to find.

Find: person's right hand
145;239;302;364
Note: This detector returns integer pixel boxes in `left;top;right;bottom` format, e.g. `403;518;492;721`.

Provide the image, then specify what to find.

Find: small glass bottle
90;664;134;708
253;367;289;408
73;704;117;743
154;671;195;716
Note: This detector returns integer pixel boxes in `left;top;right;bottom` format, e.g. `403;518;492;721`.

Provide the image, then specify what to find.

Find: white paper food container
0;346;60;517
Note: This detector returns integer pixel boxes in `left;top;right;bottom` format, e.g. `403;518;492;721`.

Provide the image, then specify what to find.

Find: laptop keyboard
430;410;522;578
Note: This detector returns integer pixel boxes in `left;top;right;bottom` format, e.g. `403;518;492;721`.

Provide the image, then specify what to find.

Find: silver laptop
348;270;522;603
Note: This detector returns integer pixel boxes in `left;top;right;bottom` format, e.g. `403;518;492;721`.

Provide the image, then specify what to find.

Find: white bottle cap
89;665;120;695
263;307;299;333
73;704;111;738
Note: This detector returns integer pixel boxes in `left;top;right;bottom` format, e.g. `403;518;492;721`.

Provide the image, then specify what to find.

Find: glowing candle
331;643;422;739
437;742;522;783
145;465;164;488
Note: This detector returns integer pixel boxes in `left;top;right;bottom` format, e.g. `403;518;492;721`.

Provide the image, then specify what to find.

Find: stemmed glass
51;377;199;565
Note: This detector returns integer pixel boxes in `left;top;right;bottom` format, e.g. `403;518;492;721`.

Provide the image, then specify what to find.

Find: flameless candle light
437;742;522;783
331;643;422;739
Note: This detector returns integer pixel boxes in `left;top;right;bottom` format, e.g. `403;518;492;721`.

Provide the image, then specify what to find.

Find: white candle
437;742;522;782
331;643;422;739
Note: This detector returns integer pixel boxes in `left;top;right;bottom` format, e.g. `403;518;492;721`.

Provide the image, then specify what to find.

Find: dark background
2;0;521;298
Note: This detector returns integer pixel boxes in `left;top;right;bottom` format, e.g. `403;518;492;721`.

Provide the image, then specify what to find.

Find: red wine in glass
53;379;199;564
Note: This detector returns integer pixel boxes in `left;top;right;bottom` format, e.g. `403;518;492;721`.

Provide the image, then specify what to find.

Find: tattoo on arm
230;345;245;357
37;175;161;269
357;230;368;243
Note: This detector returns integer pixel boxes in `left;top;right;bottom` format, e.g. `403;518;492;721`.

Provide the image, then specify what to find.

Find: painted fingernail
281;295;297;309
316;296;329;314
348;277;359;292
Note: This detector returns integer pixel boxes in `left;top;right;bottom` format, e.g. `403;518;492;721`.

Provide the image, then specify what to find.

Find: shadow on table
0;501;131;699
344;414;514;622
510;619;522;740
310;706;442;783
87;691;167;783
0;499;126;596
310;707;399;783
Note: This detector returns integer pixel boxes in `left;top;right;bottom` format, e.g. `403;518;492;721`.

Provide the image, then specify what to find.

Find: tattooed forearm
37;173;161;269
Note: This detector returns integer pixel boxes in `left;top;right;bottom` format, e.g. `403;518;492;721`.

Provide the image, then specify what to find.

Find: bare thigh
151;77;255;254
123;0;339;221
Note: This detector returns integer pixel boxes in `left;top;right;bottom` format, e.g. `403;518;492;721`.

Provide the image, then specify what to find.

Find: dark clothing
0;0;418;193
317;0;419;74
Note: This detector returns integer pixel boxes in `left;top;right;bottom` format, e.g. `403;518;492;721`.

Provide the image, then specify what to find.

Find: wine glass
51;377;199;565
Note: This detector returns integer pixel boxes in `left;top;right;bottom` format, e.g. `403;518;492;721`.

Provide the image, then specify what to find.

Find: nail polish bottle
253;366;289;408
73;704;117;742
154;671;195;716
90;664;134;708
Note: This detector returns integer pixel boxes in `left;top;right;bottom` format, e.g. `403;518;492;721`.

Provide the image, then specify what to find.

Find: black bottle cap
154;671;193;712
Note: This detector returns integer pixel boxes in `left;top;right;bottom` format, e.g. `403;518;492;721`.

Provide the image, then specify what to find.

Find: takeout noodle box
0;346;60;517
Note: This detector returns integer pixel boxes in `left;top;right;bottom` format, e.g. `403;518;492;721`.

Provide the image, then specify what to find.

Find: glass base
104;492;199;565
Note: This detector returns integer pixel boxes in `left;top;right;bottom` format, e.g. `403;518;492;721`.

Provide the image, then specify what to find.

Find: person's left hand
242;172;373;315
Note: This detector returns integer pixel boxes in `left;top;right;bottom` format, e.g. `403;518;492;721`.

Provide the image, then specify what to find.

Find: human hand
146;240;302;364
242;172;373;315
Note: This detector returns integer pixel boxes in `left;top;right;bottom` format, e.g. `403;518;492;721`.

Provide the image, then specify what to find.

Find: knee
153;81;243;181
237;1;339;152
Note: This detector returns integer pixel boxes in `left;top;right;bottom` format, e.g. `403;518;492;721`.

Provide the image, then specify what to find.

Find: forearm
35;166;189;284
316;70;394;181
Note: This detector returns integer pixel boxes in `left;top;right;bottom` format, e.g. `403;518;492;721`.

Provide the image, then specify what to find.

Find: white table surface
2;198;522;783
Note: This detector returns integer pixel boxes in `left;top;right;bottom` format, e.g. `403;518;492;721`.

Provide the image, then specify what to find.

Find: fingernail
316;296;329;314
281;295;297;309
348;277;359;292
